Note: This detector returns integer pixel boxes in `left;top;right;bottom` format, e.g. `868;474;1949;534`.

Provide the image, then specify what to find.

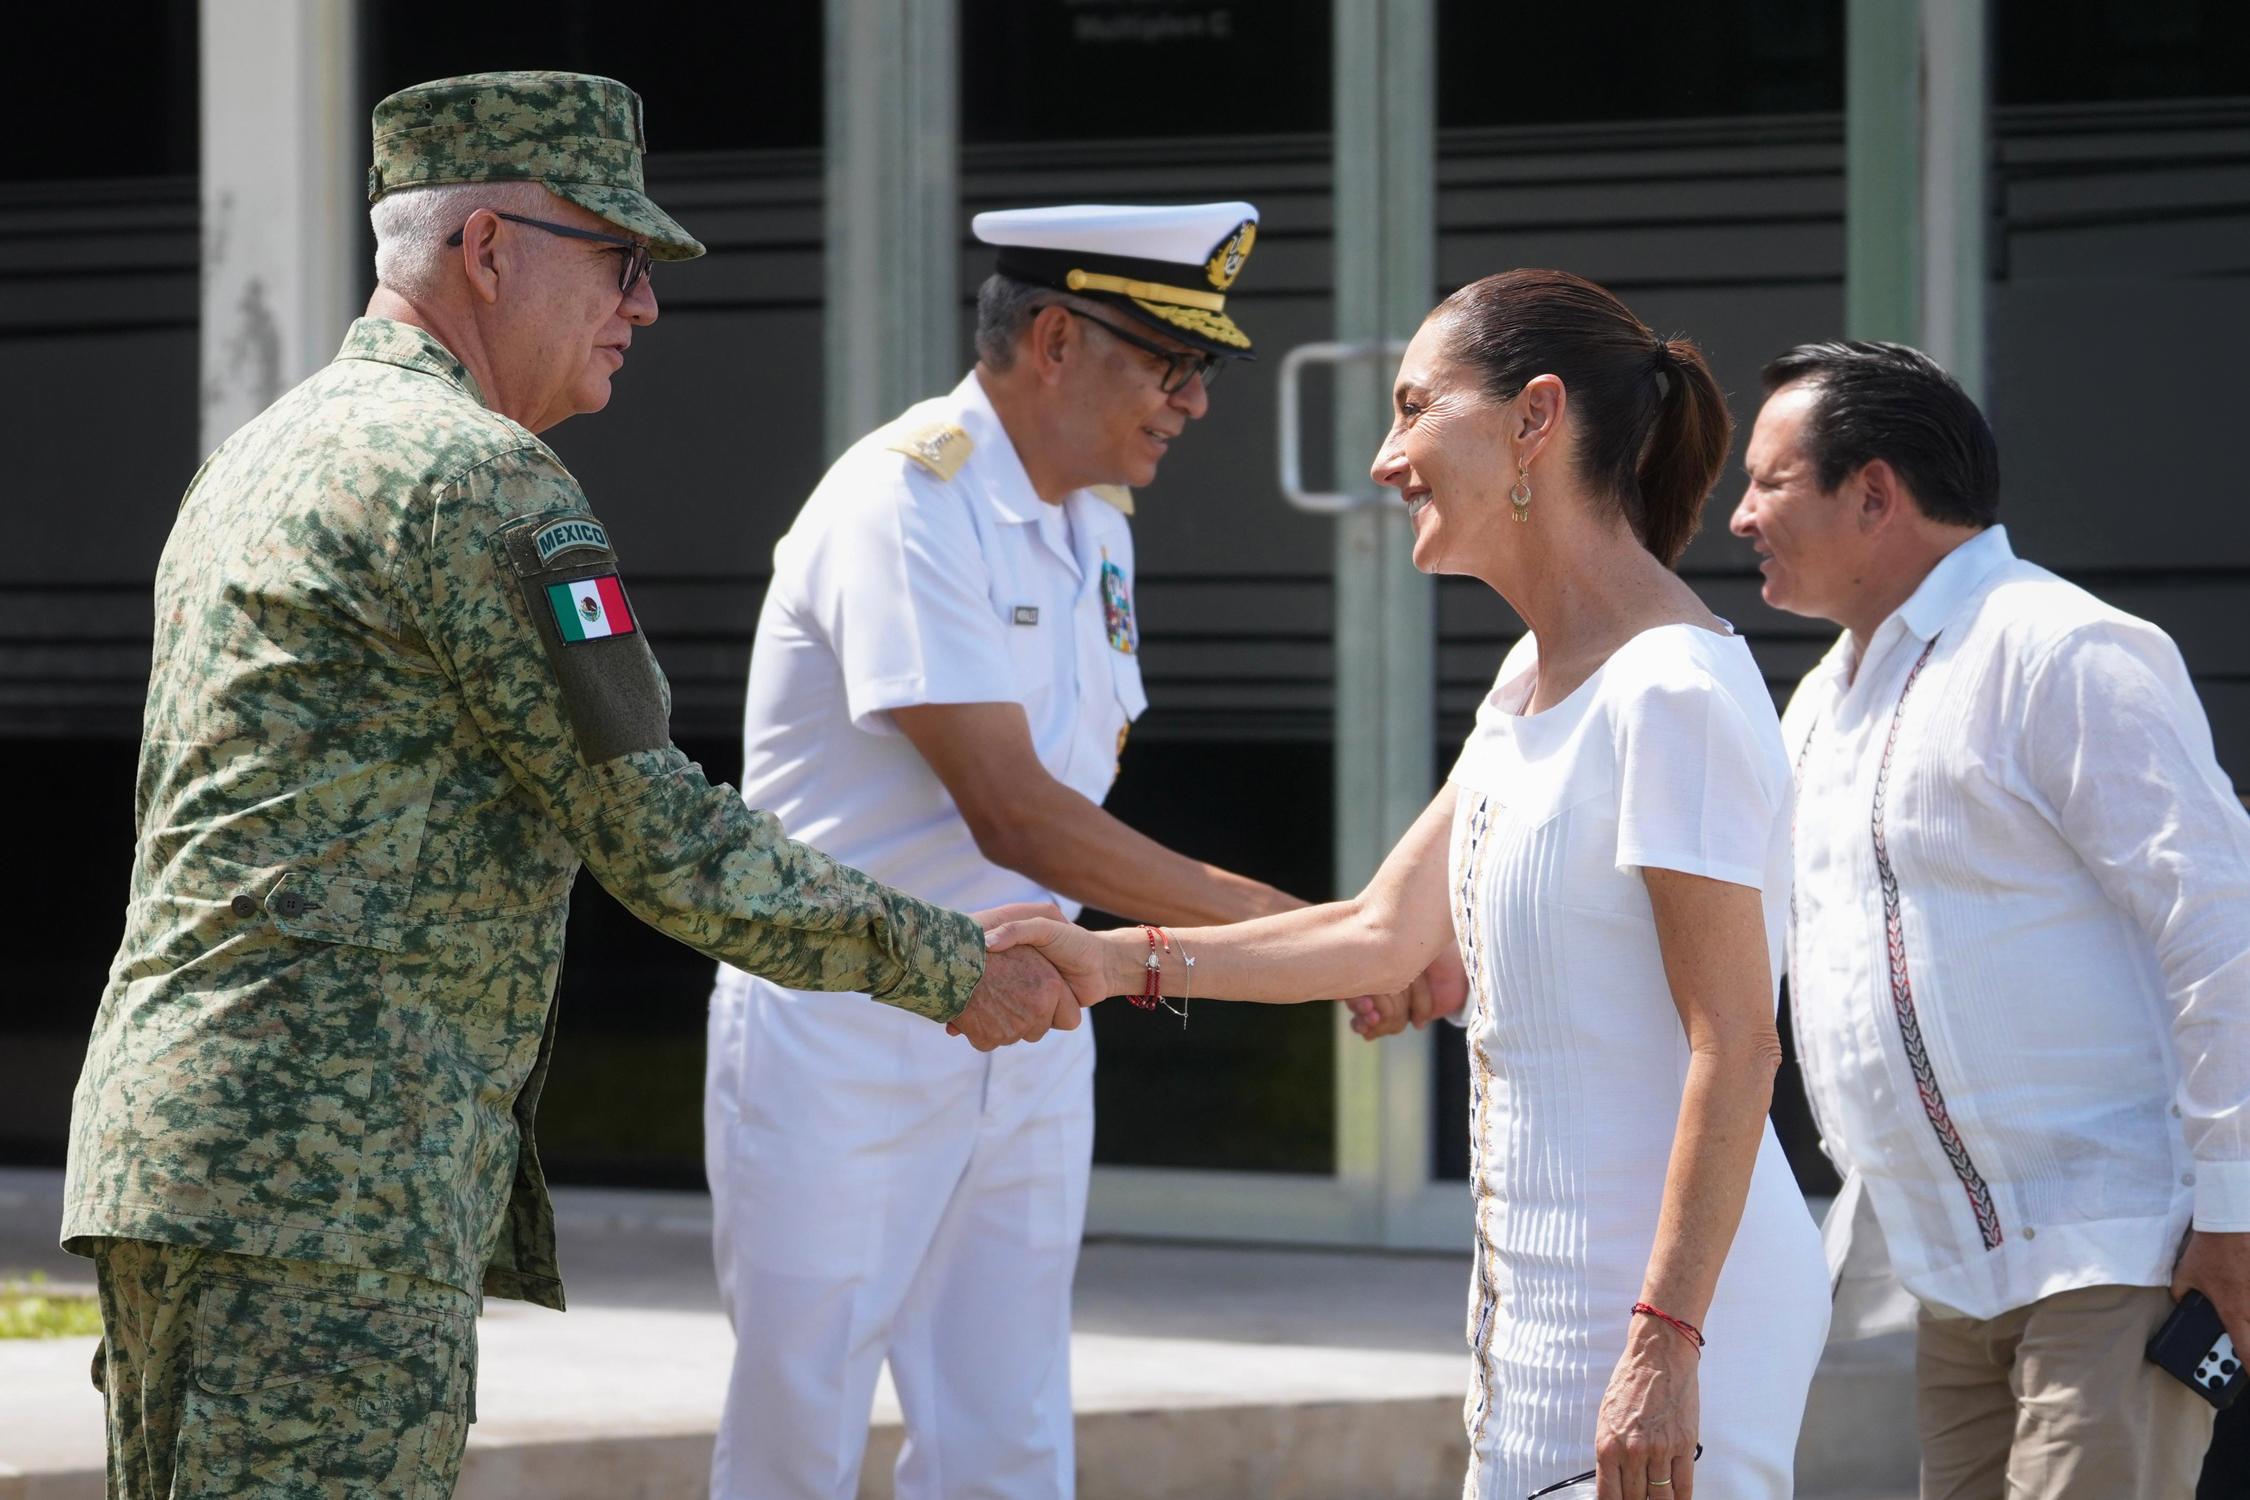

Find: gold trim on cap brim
1067;269;1226;312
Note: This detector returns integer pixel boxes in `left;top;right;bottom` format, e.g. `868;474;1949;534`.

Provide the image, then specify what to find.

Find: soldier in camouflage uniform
64;72;1086;1500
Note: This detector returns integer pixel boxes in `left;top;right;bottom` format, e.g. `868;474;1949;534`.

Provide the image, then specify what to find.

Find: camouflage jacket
63;318;986;1307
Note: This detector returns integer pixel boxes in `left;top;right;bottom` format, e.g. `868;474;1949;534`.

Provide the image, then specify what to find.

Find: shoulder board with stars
886;421;974;481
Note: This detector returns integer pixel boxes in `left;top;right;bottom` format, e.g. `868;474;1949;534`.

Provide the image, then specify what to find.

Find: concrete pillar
1846;0;1990;401
1918;0;1989;403
1845;0;1920;346
199;0;360;457
1330;0;1437;1244
825;0;959;459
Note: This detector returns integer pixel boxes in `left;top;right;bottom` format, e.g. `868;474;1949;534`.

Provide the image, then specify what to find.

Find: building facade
5;4;2248;1253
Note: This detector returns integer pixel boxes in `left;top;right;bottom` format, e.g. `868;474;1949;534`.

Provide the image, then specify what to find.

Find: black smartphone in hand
2147;1289;2246;1410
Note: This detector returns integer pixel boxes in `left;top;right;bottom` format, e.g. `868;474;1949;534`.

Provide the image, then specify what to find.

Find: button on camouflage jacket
63;318;987;1308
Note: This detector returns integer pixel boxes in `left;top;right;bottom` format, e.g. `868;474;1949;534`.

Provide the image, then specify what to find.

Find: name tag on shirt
1012;605;1039;626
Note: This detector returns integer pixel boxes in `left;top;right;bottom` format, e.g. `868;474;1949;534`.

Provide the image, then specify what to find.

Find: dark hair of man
974;273;1049;369
1434;269;1733;567
1759;340;2000;529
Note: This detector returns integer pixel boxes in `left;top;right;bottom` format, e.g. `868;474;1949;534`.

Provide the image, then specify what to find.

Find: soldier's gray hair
371;181;555;300
974;274;1112;370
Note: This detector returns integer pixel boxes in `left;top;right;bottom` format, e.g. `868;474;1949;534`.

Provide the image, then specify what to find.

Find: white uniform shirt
1786;525;2250;1322
736;370;1146;918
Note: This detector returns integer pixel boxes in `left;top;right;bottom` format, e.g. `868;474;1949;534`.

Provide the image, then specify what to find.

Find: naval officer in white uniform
704;203;1305;1500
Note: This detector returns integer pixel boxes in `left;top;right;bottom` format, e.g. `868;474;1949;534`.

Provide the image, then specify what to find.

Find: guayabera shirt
1788;526;2250;1323
63;318;986;1307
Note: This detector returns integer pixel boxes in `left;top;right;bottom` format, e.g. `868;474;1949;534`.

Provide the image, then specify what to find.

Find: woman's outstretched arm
984;785;1460;1006
1596;866;1784;1500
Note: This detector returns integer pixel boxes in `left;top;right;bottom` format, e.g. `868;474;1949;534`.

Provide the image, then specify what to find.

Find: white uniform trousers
704;966;1094;1500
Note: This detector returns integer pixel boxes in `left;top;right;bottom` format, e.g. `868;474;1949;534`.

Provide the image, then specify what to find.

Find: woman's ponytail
1435;270;1734;568
1633;338;1732;566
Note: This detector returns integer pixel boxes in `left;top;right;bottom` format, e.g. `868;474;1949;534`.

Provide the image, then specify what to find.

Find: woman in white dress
991;270;1830;1499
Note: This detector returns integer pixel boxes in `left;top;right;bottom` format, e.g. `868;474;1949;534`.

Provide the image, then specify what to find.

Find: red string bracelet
1131;925;1168;1010
1632;1301;1705;1349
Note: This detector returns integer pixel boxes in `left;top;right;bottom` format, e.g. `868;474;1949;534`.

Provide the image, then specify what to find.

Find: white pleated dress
1447;625;1830;1500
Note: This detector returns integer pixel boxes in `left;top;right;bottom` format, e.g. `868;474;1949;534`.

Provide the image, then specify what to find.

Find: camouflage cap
368;71;704;261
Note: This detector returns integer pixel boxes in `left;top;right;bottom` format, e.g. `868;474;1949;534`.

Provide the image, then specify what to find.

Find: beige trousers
1916;1282;2214;1500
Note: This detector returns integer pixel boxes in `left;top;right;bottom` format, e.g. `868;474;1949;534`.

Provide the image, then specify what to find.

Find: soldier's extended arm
404;446;987;1021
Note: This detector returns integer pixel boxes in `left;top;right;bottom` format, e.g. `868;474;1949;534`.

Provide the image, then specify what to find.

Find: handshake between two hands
944;903;1104;1051
944;903;1470;1051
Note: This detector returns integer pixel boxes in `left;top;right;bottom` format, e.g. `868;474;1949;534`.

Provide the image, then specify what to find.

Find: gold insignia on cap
887;421;974;481
1131;300;1253;350
1089;484;1135;515
1205;219;1257;291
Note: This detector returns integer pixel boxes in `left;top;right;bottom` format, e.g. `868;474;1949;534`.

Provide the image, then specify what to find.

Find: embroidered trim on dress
1872;636;2005;1252
1454;793;1501;1479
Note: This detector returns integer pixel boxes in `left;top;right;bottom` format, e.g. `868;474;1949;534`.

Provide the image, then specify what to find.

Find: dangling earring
1510;463;1532;522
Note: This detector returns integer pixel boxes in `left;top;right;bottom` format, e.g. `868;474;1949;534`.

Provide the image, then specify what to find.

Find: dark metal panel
2;328;199;584
0;177;198;335
1994;279;2250;569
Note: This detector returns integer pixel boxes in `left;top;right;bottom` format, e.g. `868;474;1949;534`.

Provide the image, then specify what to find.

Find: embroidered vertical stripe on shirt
1873;636;2005;1252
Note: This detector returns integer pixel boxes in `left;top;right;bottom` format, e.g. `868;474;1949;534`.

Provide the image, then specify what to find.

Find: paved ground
0;1169;1912;1499
544;1180;1480;1350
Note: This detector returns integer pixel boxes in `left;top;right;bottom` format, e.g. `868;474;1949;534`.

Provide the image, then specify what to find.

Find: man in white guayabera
1734;340;2250;1500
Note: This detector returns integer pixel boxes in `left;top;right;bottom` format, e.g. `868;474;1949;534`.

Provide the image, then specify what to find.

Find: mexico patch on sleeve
532;516;610;563
545;575;637;641
498;511;670;765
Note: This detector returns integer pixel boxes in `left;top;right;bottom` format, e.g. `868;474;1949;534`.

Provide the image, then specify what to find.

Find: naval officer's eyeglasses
1052;305;1230;394
447;212;653;295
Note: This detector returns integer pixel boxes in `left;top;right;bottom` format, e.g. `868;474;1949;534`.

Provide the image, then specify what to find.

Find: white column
1845;0;1920;346
824;0;959;459
1331;0;1442;1247
1918;0;1989;403
199;0;360;457
1846;0;1990;399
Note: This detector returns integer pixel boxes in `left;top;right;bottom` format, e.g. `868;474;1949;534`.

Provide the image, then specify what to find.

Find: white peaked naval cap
971;201;1262;356
972;202;1259;264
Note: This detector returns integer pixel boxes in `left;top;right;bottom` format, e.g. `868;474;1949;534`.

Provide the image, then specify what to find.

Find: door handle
1275;339;1410;513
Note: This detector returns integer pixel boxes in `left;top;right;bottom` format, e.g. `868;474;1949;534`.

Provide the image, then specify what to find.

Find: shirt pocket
174;769;438;952
148;845;425;958
1005;611;1056;705
265;872;408;952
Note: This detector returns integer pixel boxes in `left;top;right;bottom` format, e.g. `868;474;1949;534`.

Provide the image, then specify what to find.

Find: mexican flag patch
545;575;637;641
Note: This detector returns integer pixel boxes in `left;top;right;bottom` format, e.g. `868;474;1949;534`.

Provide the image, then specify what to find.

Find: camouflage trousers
88;1238;478;1500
